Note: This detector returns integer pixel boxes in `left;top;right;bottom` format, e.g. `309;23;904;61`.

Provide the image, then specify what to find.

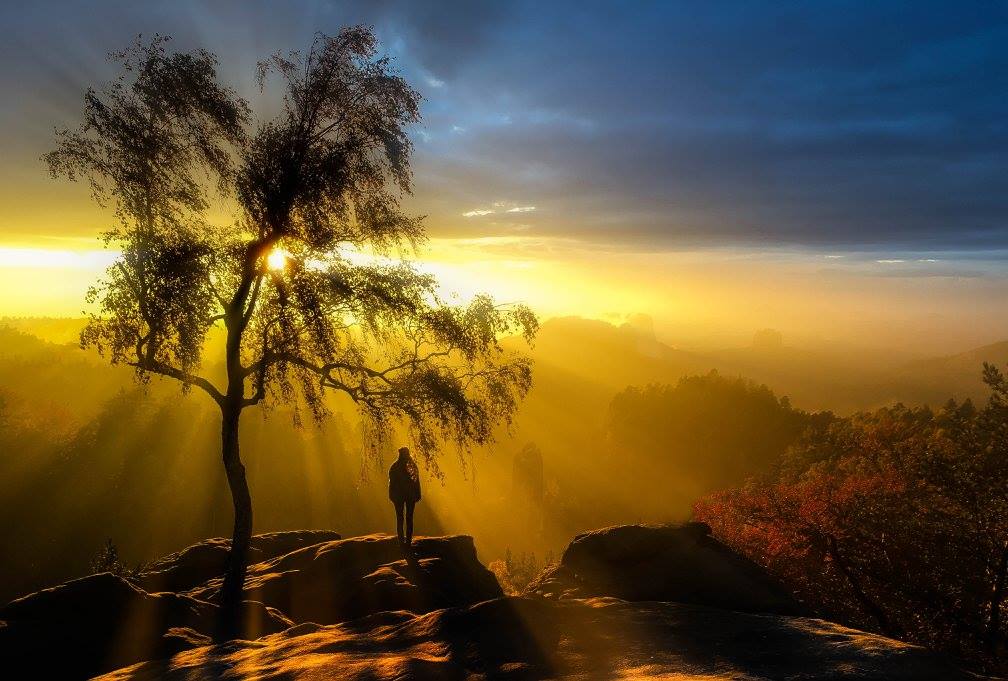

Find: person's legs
404;501;415;545
394;501;405;544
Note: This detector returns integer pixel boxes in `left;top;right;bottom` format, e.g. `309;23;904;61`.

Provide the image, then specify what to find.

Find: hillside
899;340;1008;403
6;314;1005;413
526;316;1008;413
2;316;1006;604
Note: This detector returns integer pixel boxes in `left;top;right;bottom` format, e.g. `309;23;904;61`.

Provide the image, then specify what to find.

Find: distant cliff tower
752;328;784;351
512;443;544;543
513;443;544;504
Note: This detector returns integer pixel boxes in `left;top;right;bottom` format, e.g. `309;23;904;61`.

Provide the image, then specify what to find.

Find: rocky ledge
0;526;985;680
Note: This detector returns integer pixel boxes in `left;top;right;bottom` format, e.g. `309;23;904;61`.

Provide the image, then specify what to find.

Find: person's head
398;446;410;460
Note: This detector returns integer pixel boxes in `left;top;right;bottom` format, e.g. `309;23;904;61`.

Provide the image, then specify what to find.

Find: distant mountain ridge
5;314;1007;413
908;340;1008;373
527;316;1006;412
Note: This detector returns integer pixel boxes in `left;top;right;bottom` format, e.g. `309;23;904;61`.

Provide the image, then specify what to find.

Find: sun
266;248;288;271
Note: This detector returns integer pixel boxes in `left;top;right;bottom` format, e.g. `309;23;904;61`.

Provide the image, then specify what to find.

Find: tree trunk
987;540;1008;654
215;255;262;641
216;398;251;641
826;535;896;637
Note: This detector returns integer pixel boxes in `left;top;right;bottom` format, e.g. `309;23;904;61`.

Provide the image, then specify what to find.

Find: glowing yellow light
267;248;287;271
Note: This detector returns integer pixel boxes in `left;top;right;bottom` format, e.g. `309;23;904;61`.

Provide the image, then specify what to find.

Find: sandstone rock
0;572;290;680
526;522;803;616
6;528;981;681
137;530;341;594
187;534;503;624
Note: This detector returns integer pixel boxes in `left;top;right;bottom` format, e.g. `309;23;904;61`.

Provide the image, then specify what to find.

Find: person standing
388;446;421;546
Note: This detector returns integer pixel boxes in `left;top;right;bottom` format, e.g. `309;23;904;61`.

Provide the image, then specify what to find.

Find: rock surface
187;533;503;624
526;522;804;615
0;572;290;680
137;530;342;594
0;531;501;679
95;596;978;681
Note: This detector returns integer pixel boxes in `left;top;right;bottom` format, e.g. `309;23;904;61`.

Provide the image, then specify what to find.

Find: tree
694;370;1008;672
45;28;537;639
605;373;819;519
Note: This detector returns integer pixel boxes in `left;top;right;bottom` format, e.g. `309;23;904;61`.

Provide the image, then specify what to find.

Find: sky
1;1;1007;353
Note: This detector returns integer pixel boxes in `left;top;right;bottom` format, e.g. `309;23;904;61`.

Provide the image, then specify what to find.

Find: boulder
187;534;503;624
526;522;803;615
0;572;290;680
137;530;341;594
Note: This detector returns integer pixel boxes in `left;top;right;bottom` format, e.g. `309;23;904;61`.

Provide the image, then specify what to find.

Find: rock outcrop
137;530;342;594
0;531;501;679
1;526;985;681
525;522;803;615
0;572;290;680
187;533;503;623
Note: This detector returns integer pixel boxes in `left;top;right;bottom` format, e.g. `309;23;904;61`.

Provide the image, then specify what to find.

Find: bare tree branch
128;359;225;406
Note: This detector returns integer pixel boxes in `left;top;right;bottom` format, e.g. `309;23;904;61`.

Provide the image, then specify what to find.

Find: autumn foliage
695;363;1008;670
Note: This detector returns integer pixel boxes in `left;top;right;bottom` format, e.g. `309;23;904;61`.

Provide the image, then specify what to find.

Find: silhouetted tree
45;29;537;638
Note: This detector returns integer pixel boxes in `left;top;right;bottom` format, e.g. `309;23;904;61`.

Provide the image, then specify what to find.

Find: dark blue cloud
2;0;1007;251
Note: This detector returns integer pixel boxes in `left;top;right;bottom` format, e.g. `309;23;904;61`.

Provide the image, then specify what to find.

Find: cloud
402;2;1008;251
0;247;119;269
462;202;536;217
3;1;1008;254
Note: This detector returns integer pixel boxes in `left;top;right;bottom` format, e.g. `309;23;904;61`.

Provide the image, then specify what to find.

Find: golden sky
2;2;1008;356
3;231;1007;356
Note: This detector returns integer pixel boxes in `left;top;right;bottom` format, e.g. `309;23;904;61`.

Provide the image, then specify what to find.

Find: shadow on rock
93;596;981;681
188;534;502;625
0;572;289;680
137;530;341;594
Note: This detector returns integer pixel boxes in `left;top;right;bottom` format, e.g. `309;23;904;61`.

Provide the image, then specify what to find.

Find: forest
696;372;1008;669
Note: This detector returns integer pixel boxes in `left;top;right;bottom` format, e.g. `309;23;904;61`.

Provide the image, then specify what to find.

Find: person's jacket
388;458;421;503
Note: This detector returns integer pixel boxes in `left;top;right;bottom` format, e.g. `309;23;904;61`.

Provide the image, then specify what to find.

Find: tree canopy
46;28;537;471
695;365;1008;672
